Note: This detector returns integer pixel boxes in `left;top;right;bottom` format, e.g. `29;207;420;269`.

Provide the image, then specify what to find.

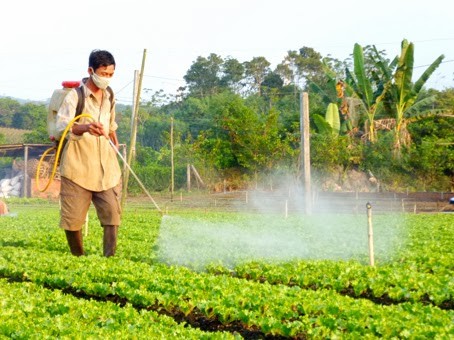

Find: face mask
90;69;111;90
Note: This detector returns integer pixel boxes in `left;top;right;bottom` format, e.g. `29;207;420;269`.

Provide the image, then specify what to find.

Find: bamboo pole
121;49;147;209
191;164;205;186
170;117;174;201
23;145;29;197
366;202;375;266
187;164;191;192
121;144;127;179
129;70;140;160
300;92;312;215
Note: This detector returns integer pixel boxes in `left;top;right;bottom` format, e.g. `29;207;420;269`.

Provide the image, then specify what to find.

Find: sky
1;0;453;104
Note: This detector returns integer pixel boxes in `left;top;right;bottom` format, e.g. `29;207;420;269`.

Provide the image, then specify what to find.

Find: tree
184;53;224;98
12;103;47;130
243;57;271;96
16;103;49;143
191;91;291;180
275;62;294;86
0;98;21;127
345;43;389;143
194;132;238;170
261;71;285;103
297;47;326;86
434;88;454;110
220;57;244;94
172;96;211;139
408;136;454;190
278;47;326;89
220;94;290;178
276;51;300;87
23;127;48;143
353;45;391;83
381;39;445;157
309;60;355;136
137;115;172;150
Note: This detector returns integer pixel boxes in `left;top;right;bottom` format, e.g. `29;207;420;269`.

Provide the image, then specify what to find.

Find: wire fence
128;190;454;215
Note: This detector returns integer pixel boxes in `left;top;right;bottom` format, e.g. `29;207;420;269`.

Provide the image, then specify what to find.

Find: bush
407;137;454;191
310;134;358;176
127;163;187;193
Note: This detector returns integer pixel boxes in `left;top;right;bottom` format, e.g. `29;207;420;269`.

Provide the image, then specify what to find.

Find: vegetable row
1;247;453;338
0;278;233;339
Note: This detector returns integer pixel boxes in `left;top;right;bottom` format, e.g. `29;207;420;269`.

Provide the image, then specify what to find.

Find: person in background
0;199;8;215
55;49;122;257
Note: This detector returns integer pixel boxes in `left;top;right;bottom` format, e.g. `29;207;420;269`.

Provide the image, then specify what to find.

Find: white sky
1;0;453;104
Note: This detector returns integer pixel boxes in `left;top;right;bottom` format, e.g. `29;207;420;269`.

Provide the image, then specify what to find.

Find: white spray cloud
156;170;405;270
156;202;404;270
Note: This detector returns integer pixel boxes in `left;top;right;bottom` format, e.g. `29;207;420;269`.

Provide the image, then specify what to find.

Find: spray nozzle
366;202;372;210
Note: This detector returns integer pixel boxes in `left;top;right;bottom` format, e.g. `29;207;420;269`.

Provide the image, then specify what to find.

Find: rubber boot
103;225;118;257
64;230;84;256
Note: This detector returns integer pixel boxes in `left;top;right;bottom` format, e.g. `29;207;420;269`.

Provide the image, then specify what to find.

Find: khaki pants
60;177;121;231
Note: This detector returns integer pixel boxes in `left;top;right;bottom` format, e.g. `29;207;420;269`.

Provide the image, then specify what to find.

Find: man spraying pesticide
52;50;123;257
45;49;162;257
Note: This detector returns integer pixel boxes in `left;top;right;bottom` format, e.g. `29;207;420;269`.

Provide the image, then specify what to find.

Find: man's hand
72;122;108;138
88;122;108;138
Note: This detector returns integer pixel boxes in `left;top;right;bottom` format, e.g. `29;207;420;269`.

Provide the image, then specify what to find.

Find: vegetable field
0;202;453;339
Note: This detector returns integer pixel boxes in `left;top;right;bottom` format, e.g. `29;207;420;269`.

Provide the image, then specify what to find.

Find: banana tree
345;43;388;143
309;61;351;135
382;39;444;157
313;103;341;136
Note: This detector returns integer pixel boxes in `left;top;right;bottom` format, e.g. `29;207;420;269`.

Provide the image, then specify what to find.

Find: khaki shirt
55;83;121;192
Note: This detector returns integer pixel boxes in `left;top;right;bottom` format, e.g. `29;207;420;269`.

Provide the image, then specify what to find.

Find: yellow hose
36;114;94;192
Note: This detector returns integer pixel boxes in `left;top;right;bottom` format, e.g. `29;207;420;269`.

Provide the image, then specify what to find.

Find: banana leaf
325;103;340;136
353;43;373;107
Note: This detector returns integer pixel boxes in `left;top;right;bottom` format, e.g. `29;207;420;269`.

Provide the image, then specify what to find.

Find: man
55;49;122;257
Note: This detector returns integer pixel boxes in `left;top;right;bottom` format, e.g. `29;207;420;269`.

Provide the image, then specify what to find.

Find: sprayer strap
75;86;85;120
74;85;114;121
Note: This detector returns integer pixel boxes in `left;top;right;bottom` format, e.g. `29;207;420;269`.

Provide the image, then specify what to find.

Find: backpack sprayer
36;82;162;214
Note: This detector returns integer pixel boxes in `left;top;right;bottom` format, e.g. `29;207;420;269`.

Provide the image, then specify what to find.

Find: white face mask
90;69;111;90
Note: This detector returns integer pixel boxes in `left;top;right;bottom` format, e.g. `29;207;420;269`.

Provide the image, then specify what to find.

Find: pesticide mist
155;190;405;270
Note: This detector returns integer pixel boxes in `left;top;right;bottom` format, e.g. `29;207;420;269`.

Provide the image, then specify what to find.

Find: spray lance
36;114;162;214
107;139;162;214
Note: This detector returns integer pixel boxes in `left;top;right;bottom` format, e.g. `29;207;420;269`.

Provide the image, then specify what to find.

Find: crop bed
0;203;453;339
